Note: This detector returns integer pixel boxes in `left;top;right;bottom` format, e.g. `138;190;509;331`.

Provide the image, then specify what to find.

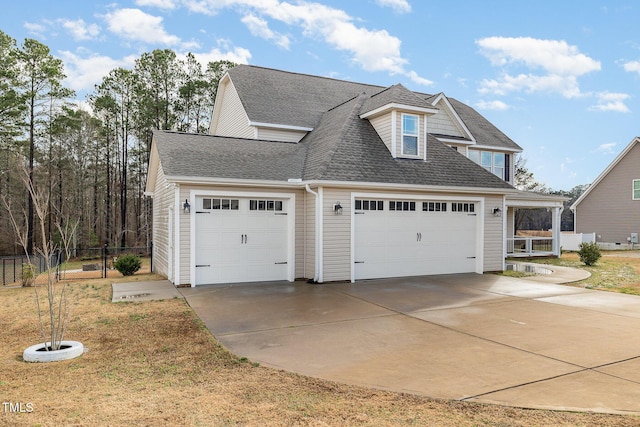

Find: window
389;201;416;211
452;202;475;213
469;150;510;181
203;198;239;210
634;180;640;200
423;202;447;212
402;114;419;156
355;200;384;211
249;199;283;211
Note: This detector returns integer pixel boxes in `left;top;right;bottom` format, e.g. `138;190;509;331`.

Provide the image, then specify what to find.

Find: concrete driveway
178;273;640;415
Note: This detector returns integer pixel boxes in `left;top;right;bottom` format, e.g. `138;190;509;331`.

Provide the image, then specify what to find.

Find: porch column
552;206;563;256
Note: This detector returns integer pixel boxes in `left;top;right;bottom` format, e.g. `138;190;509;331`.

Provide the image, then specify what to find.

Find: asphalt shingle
153;65;519;191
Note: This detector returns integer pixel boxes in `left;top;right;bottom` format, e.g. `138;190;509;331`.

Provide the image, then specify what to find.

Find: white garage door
354;198;478;280
195;197;289;285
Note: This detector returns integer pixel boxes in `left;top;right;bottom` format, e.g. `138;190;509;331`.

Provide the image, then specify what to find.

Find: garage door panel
194;197;290;285
354;198;479;280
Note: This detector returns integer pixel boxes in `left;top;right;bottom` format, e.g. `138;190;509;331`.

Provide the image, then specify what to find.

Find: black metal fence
1;252;63;286
1;246;152;286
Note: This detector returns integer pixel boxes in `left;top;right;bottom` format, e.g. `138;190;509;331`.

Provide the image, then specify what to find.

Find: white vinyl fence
560;232;596;251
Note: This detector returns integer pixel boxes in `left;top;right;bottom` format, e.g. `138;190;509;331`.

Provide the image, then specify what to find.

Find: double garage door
194;196;289;285
353;198;479;280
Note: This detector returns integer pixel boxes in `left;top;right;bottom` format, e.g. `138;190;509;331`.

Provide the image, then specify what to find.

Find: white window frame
633;180;640;200
469;149;509;181
401;113;419;157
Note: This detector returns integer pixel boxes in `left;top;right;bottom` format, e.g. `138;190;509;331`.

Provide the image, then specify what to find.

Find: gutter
305;184;321;283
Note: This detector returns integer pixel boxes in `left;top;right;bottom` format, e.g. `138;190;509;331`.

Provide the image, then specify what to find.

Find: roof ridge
314;94;369;180
238;64;385;91
301;94;369;180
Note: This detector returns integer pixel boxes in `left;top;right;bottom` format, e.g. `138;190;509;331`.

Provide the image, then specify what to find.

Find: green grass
512;251;640;295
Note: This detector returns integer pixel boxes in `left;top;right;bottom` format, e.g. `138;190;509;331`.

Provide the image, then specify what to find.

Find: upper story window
633;180;640;200
402;114;419;156
469;150;510;182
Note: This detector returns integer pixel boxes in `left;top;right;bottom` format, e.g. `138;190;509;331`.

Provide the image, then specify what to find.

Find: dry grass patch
520;251;640;295
1;274;639;426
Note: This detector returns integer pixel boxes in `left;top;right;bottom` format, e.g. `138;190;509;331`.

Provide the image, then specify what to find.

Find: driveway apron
179;274;640;414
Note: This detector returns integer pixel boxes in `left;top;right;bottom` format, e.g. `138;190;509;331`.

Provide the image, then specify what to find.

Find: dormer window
402;114;419;156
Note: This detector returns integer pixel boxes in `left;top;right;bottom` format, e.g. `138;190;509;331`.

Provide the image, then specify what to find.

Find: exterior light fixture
492;207;502;217
183;199;190;213
333;201;343;215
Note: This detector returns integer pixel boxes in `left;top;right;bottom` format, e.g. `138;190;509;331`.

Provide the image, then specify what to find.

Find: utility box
631;233;639;244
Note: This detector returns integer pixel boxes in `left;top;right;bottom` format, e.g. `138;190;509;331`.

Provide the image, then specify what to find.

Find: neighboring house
145;65;564;287
571;136;640;249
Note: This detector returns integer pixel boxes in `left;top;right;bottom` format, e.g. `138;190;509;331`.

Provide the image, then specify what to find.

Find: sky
2;0;640;191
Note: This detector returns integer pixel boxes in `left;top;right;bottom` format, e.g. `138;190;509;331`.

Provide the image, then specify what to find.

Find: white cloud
189;44;252;66
623;60;640;75
375;0;412;13
103;8;181;46
24;21;47;38
475;100;509;111
59;50;138;92
241;13;290;49
182;0;430;85
595;142;617;154
477;36;601;98
589;91;631;113
59;19;100;41
135;0;177;9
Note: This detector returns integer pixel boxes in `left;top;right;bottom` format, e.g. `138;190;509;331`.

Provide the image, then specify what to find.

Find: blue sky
2;0;640;191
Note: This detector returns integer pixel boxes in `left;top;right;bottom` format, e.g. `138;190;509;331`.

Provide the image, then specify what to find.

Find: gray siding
322;188;351;282
576;142;640;244
150;161;173;279
369;114;393;155
257;127;307;142
211;79;254;139
483;195;505;271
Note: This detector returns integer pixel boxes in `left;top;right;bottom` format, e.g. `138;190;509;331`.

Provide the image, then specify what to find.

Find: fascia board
360;103;439;119
164;175;518;195
469;144;523;153
249;121;313;132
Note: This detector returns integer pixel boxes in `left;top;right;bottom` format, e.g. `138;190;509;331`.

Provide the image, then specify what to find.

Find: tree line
0;29;235;255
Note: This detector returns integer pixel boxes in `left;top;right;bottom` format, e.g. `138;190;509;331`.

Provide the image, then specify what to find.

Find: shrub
21;263;36;287
114;254;142;276
578;242;601;266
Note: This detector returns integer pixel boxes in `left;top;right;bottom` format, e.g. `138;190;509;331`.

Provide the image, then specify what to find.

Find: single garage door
354;198;478;280
195;197;289;285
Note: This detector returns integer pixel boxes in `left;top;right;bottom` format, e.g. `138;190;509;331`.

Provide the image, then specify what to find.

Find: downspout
305;184;320;283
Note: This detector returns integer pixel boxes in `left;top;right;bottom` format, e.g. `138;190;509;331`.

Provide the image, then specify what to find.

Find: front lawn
1;273;639;426
515;251;640;295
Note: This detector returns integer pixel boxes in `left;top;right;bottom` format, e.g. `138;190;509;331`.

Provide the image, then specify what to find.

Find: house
145;65;565;287
571;136;640;249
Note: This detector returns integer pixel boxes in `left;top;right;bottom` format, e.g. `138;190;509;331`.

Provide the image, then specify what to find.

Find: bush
578;242;601;266
21;263;36;287
114;254;142;276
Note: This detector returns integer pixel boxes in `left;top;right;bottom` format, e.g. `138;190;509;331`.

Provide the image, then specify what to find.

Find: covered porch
504;192;567;258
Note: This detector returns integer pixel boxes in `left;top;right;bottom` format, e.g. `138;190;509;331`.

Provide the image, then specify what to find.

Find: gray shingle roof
153;131;306;182
152;65;519;191
229;65;522;151
359;84;435;116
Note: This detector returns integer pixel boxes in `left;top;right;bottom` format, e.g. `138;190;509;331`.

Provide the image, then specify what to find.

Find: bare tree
2;158;72;351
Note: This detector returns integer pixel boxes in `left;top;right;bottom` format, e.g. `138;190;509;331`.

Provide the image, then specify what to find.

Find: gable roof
571;136;640;210
359;84;438;117
151;89;515;191
227;65;522;152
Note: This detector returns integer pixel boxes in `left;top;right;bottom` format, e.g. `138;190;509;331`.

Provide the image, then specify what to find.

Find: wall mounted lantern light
333;201;343;215
183;199;190;213
492;207;502;217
